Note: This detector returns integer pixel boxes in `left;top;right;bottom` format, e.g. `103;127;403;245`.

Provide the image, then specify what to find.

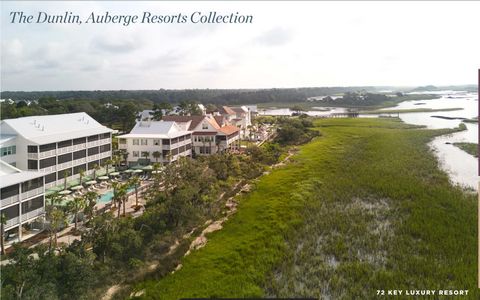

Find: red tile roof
218;125;240;135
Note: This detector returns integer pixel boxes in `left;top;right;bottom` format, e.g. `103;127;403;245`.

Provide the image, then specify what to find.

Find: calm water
260;91;478;190
98;187;135;204
382;91;478;191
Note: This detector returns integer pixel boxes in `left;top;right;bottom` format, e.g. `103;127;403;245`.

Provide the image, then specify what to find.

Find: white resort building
117;120;193;166
0;112;113;242
162;115;240;155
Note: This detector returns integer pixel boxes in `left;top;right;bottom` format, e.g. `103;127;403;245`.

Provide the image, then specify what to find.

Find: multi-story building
0;112;113;189
162;115;240;155
0;160;45;243
217;105;252;138
117;120;193;165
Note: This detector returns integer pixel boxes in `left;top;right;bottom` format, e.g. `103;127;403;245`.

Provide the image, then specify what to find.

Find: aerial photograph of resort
0;1;479;299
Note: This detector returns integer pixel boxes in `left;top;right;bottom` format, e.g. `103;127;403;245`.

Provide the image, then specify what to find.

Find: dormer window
202;123;208;129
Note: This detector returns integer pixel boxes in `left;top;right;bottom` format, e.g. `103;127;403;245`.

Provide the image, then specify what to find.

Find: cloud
90;34;143;53
254;27;292;47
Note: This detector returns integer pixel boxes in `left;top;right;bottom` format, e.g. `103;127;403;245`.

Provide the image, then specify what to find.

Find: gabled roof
118;121;190;139
162;115;205;131
218;106;236;115
213;116;226;127
0;112;112;145
231;106;248;114
218;125;240;135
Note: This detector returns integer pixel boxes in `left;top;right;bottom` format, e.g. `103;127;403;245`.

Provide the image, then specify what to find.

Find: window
22;178;43;192
119;139;126;145
57;168;72;180
73;150;86;160
45;172;56;183
88;135;99;142
202;122;208;129
153;139;160;146
1;184;19;199
88;147;99;156
1;146;16;156
28;160;38;170
162;139;170;146
39;143;55;152
101;133;110;139
141;139;148;145
73;137;86;145
2;205;19;220
21;196;44;214
28;145;38;153
73;164;86;175
39;157;55;169
133;151;139;157
133;139;139;145
57;153;72;164
58;140;72;148
100;144;111;153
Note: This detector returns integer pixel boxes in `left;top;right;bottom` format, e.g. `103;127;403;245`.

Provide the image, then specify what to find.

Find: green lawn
453;142;478;157
133;118;477;299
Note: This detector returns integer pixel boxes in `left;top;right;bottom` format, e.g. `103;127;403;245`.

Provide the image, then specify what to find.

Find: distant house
162;115;240;155
117;120;192;165
217;106;251;138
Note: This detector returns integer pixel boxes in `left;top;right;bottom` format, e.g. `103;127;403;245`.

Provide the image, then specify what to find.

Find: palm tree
141;151;150;165
67;197;86;230
129;176;141;207
63;169;70;190
92;163;100;181
78;168;85;186
1;213;6;255
113;154;121;171
152;151;161;163
112;183;126;218
122;151;129;166
48;207;68;251
83;191;98;223
104;158;114;176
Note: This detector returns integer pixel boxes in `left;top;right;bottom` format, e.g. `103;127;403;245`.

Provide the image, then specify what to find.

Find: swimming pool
98;187;135;204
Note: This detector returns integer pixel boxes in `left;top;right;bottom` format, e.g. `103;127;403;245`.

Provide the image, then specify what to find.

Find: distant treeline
1;87;381;105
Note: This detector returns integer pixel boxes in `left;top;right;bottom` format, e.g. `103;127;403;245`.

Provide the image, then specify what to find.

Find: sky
1;1;480;91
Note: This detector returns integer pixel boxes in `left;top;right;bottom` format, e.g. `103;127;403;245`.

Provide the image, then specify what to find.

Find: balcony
5;217;19;229
1;194;19;207
39;149;56;159
99;137;111;145
40;166;56;173
21;187;44;200
72;157;87;166
72;143;86;151
57;146;73;155
27;153;38;159
45;182;56;189
21;207;45;222
58;161;73;170
87;140;101;148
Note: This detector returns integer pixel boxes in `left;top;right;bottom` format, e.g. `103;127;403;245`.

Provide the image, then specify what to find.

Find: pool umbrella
124;169;134;173
109;172;120;176
85;180;97;185
142;165;153;171
132;169;143;174
70;185;83;191
98;176;109;181
58;190;71;195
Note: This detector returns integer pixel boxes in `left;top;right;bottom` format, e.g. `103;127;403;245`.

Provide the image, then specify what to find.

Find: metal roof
0;160;44;188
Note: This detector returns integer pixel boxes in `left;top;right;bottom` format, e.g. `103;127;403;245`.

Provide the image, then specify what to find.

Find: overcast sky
1;1;480;91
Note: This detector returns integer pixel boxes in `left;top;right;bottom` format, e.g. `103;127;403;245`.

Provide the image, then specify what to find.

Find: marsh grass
134;118;477;299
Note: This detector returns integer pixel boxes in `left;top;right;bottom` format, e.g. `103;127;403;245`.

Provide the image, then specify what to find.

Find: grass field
453;142;478;157
133;118;477;299
360;107;464;114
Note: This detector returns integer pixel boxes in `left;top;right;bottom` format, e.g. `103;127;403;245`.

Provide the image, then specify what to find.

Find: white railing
99;138;111;145
100;152;111;159
73;158;86;166
5;217;19;229
73;143;86;151
21;207;45;222
39;149;56;159
21;187;44;200
1;194;19;207
45;182;56;189
27;153;38;159
58;161;72;170
40;166;56;173
87;141;100;147
57;146;73;155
